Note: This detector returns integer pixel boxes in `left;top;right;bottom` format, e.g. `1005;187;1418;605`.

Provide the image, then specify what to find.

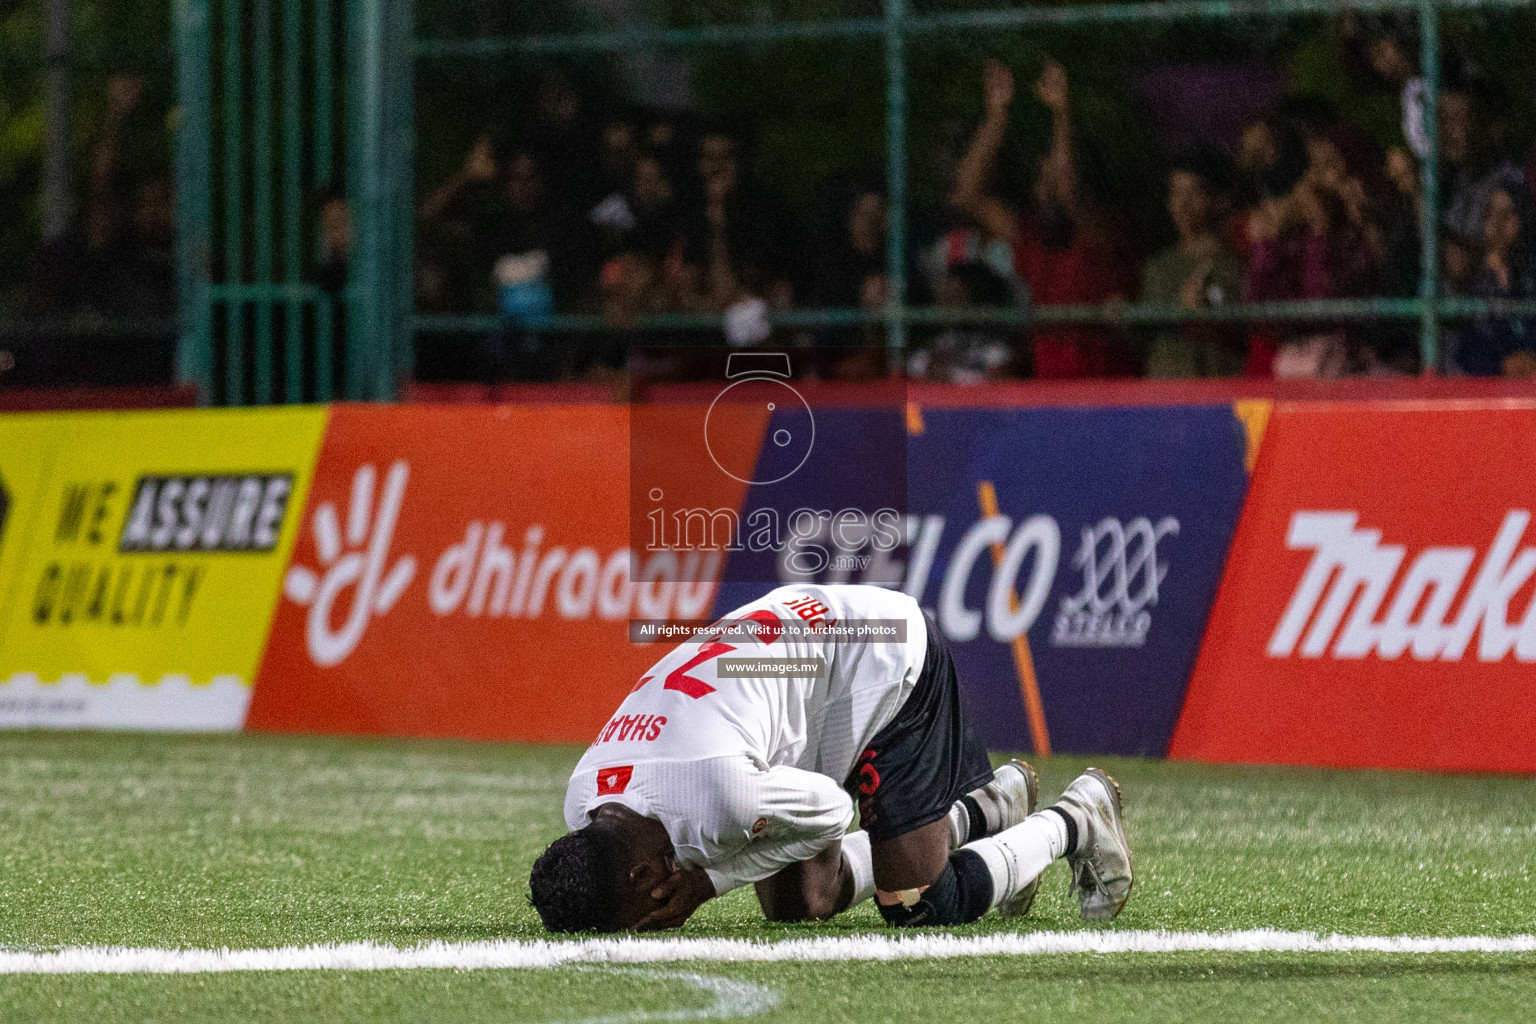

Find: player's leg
770;760;1036;926
754;767;1133;927
870;815;951;891
849;612;1002;926
828;757;1035;924
850;613;1133;926
964;767;1134;922
766;783;1025;927
946;758;1038;850
871;767;1133;926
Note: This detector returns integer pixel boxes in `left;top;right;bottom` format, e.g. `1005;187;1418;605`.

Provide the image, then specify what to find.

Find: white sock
841;830;876;908
947;801;970;850
965;810;1069;911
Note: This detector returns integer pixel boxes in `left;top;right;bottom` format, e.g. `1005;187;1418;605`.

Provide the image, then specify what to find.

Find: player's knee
876;850;993;927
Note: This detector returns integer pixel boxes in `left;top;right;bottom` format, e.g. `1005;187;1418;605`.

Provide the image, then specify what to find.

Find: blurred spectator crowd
419;20;1536;384
1;72;177;388
8;17;1536;389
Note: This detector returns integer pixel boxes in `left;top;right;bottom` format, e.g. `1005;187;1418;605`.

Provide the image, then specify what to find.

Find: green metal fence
174;0;410;404
176;0;1536;404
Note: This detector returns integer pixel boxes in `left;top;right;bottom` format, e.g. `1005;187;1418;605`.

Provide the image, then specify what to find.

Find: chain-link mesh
409;0;1536;386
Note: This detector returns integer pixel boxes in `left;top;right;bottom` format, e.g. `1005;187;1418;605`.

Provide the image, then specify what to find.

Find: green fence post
173;0;214;403
390;0;416;397
222;0;246;405
347;0;414;402
315;0;336;401
252;0;275;403
884;0;909;367
1418;0;1441;374
346;0;380;401
282;0;304;404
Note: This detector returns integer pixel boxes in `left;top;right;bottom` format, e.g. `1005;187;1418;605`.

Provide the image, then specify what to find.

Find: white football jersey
565;584;928;895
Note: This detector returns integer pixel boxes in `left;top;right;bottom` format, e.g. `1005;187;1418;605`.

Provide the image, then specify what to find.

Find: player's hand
634;867;715;931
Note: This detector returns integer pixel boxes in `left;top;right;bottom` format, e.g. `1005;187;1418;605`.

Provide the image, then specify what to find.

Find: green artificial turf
1;731;1534;1022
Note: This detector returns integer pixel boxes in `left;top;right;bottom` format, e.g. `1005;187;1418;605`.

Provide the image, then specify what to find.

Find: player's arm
699;764;855;895
634;763;854;930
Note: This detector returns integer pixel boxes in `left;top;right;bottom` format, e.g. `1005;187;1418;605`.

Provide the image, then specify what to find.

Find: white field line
549;969;780;1024
3;930;1536;976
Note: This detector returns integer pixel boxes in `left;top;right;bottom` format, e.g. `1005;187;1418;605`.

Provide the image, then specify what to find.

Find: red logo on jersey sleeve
596;765;634;795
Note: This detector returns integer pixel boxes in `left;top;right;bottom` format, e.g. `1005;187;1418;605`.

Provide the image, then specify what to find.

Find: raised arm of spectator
419;134;497;221
1034;59;1078;213
951;60;1020;243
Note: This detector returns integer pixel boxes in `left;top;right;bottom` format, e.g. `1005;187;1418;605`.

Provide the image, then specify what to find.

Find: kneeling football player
529;583;1132;932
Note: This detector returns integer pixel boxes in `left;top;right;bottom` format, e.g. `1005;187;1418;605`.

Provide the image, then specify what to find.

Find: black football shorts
843;611;993;843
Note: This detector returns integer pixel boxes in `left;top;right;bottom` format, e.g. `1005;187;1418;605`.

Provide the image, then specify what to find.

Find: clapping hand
1036;59;1069;113
982;59;1015;117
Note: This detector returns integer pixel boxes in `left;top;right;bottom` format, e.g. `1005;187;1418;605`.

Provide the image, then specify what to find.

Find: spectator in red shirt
951;59;1137;378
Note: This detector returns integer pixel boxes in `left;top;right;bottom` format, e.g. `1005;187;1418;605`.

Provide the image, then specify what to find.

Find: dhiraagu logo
283;462;417;668
281;461;720;669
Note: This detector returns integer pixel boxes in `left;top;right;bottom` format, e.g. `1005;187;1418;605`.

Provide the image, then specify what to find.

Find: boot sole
1006;758;1040;822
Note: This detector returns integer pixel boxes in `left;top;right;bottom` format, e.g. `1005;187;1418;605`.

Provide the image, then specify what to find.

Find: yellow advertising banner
0;408;327;730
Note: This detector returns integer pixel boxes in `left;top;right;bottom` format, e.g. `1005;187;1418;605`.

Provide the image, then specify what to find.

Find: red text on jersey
593;713;668;745
784;594;836;630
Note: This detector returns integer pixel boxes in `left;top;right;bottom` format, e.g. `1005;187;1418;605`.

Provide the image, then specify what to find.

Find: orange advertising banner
1171;400;1536;773
247;405;759;742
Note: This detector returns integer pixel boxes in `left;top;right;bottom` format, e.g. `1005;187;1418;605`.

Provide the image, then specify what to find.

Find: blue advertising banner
909;406;1249;756
710;405;908;610
713;403;1250;757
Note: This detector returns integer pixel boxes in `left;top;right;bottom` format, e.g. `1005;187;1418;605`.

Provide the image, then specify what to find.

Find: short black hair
1274;95;1339;140
528;825;628;933
1362;13;1420;58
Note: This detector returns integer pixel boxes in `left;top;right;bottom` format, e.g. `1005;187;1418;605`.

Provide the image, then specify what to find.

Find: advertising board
0;409;326;730
710;403;1252;756
248;404;741;742
1171;401;1536;773
247;400;1253;752
895;405;1248;755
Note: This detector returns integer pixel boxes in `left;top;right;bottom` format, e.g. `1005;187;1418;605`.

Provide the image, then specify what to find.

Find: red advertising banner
1171;401;1536;773
247;405;757;742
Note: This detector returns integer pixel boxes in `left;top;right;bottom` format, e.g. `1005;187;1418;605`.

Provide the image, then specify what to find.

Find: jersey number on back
663;642;732;699
657;609;783;700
